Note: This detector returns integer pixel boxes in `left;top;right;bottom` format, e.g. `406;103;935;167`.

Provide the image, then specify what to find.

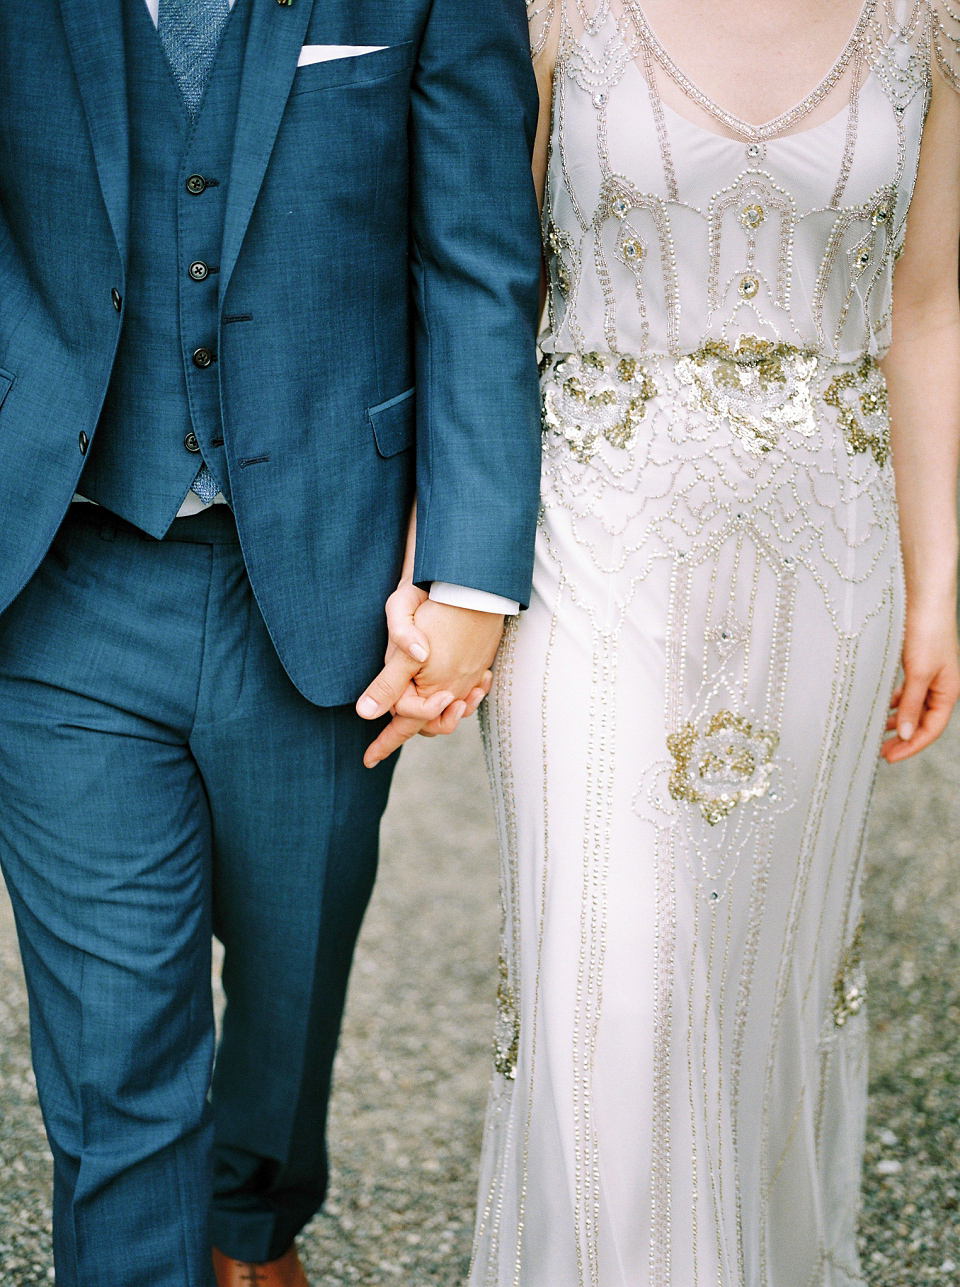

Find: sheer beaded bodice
537;0;959;364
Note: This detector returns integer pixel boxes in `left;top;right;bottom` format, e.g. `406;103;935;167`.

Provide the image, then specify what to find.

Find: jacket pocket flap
290;42;414;94
368;387;415;458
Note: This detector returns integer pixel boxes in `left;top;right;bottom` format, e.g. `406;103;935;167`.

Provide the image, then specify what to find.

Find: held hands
356;580;505;768
882;597;960;763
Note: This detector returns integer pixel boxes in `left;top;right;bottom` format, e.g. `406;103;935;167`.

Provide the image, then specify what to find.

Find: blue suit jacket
0;0;543;705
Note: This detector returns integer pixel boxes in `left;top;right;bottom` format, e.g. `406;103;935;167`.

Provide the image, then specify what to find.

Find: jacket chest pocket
290;42;415;96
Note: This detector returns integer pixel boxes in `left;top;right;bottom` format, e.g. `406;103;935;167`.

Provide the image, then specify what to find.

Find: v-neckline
622;0;875;142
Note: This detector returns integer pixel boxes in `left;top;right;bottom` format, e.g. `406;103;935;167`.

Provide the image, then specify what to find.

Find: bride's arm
530;7;558;211
530;2;561;317
881;65;960;762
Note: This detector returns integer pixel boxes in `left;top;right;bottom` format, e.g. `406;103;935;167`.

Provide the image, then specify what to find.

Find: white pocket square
297;45;388;67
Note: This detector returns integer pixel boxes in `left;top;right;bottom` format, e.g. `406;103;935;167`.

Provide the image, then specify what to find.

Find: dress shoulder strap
929;0;960;91
528;0;560;68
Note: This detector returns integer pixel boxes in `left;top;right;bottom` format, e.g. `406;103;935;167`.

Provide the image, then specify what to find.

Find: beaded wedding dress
471;3;960;1285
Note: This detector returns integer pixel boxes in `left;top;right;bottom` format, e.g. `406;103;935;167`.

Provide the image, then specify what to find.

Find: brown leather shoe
212;1245;309;1287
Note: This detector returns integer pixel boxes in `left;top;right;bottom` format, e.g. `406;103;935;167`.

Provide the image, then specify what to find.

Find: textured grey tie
157;0;231;119
158;0;230;505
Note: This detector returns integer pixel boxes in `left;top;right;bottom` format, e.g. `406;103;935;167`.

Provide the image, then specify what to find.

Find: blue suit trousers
0;505;395;1285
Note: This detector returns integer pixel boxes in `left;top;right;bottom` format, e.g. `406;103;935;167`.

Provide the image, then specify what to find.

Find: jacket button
186;174;207;195
188;261;209;281
184;432;201;453
78;431;89;455
192;347;215;369
111;288;122;312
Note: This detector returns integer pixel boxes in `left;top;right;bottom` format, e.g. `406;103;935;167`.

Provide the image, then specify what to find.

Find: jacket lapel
60;0;130;270
219;0;317;304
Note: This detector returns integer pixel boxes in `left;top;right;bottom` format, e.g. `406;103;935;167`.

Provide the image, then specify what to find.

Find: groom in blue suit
0;0;542;1282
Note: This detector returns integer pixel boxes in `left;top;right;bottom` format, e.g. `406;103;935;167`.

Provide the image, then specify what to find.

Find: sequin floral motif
542;351;658;462
824;355;891;467
667;710;780;826
833;919;866;1027
675;335;819;457
493;954;519;1079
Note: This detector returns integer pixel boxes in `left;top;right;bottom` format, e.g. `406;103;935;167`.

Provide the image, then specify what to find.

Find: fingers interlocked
356;588;505;768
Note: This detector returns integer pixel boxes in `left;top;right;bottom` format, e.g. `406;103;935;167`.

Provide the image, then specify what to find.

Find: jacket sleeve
409;0;543;609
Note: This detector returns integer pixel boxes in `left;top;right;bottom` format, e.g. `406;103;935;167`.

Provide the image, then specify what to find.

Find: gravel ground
0;716;957;1284
856;728;960;1282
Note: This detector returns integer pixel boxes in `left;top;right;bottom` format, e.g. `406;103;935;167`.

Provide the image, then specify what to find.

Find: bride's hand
881;600;960;763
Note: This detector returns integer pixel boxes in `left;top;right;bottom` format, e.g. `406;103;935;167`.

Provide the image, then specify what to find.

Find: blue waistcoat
79;0;251;529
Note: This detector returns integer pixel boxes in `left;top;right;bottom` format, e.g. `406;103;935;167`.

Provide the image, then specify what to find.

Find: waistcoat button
186;174;207;195
78;431;89;455
184;432;201;453
193;347;215;369
111;288;122;312
188;261;210;281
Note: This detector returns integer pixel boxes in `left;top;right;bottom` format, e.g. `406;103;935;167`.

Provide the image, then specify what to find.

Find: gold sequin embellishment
545;223;575;297
667;710;779;826
493;954;520;1079
824;354;891;468
542;351;658;462
833;919;866;1027
675;334;818;457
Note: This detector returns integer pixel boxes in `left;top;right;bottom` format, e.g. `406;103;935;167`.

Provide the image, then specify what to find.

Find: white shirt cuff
428;582;520;615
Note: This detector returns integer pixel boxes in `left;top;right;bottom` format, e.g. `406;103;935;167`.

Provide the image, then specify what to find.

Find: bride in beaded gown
470;1;960;1284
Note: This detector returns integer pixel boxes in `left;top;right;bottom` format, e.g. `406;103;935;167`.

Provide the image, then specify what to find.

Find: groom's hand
357;590;504;767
